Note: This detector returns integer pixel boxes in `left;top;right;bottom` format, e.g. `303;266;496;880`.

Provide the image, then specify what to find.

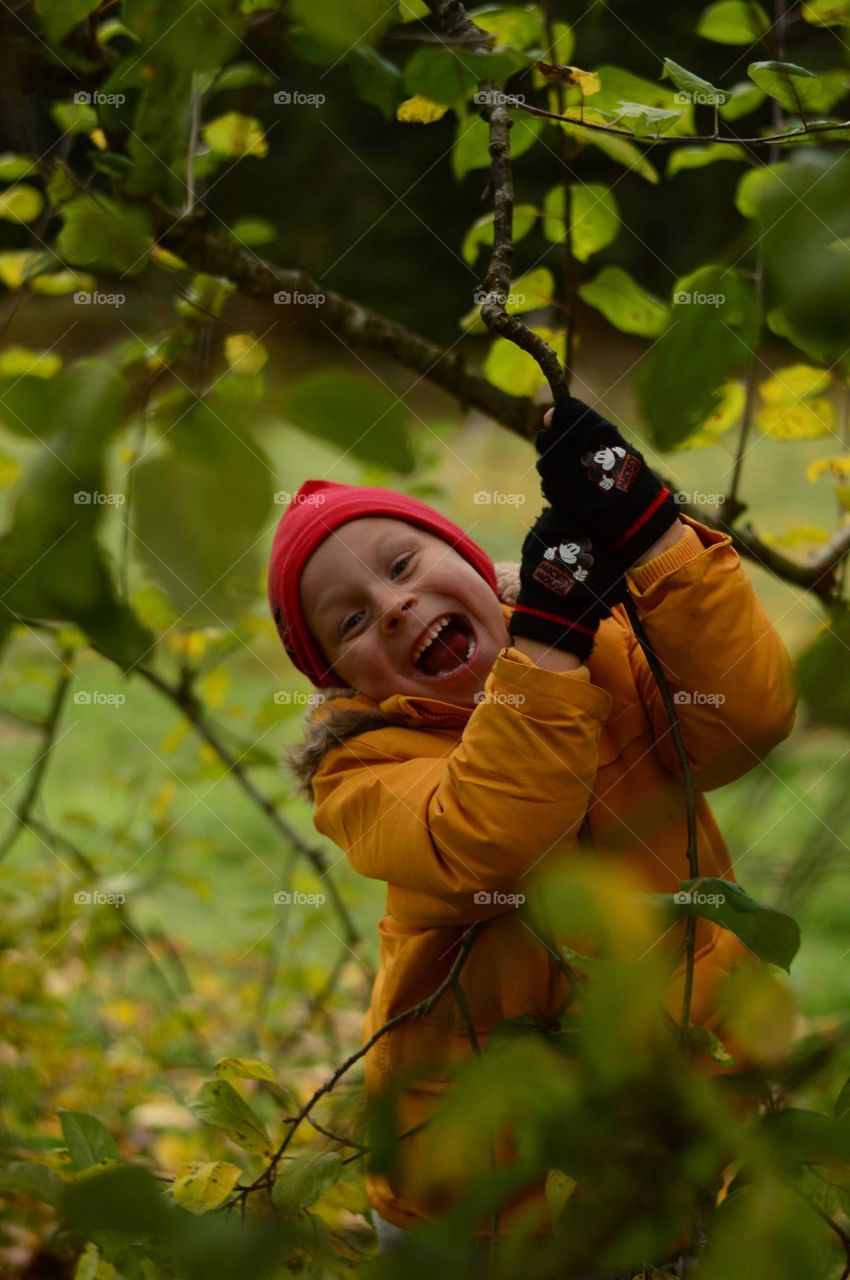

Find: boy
267;395;797;1260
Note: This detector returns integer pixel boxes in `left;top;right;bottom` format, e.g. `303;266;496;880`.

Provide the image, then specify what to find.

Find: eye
340;609;365;637
391;553;413;578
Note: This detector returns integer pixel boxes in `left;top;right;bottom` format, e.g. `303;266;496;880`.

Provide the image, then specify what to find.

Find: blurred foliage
1;0;850;1275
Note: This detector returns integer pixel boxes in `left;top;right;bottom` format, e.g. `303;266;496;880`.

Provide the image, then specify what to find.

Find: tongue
418;620;470;676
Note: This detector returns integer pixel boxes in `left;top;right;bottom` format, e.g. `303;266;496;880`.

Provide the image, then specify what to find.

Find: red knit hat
267;479;498;687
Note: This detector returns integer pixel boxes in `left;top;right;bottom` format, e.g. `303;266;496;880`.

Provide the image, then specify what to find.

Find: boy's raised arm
311;648;613;928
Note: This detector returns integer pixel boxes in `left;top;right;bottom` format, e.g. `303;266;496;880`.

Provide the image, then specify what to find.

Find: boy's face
300;517;510;705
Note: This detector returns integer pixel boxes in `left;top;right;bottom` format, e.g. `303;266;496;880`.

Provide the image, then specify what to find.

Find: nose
380;593;415;635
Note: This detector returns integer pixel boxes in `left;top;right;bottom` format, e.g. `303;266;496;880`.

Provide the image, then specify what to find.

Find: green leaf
174;272;236;322
452;110;541;179
735;162;790;217
35;0;100;43
469;4;545;49
202;112;268;157
667;142;746;176
543;183;620;262
0;153;36;180
0;346;62;378
285;370;415;472
483;326;565;397
229;216;277;247
747;60;834;114
798;610;850;730
588;64;693;136
462;203;537;264
459;266;555;332
51;99;99;134
635;264;758;448
563;116;660;183
188;1080;271;1155
612;101;684;134
0;185;44;223
289;0;395;60
802;0;850;24
57;195;154;275
133;402;274;624
661;57;728;105
271;1152;344;1215
403;48;477;106
719;79;767;119
666;878;801;971
29;268;96;295
577;265;670;337
697;0;770;43
173;1161;242;1214
348;46;404;119
0;1161;65;1207
58;1109;119;1171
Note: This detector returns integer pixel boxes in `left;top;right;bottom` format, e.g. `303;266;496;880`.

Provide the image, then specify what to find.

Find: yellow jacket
296;515;797;1237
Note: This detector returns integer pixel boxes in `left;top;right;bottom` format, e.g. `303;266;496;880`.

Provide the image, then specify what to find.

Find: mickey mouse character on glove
580;444;641;494
534;538;594;595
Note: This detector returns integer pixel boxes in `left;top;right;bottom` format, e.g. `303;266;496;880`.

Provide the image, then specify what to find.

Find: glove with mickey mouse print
508;506;628;662
535;395;679;571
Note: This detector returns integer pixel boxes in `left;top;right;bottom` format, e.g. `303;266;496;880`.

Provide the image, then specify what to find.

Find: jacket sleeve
623;514;798;792
311;649;613;927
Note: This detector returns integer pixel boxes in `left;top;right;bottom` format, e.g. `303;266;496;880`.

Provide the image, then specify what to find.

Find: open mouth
411;612;478;678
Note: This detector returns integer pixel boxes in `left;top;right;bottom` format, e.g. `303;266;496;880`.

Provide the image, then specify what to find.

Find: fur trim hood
284;561;521;800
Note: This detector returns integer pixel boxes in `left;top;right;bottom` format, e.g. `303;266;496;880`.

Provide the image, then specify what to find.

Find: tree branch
153;201;541;440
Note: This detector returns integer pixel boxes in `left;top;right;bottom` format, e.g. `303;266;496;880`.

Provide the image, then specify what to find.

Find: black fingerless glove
508;507;628;662
535;396;679;569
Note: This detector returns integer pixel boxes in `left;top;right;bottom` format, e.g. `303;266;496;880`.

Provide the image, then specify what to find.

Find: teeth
412;615;451;665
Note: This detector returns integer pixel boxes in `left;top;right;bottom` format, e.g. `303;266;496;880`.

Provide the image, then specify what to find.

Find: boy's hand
508;506;628;662
536;396;679;570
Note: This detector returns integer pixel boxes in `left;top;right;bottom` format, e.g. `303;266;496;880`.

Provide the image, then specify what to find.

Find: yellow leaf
757;397;835;439
762;524;831;549
806;455;850;482
837;485;850;513
152;780;178;825
159;718;191;756
545;1167;578;1223
150;245;186;270
758;362;832;403
0;184;44;223
0;451;21;487
173;1161;241;1214
202;112;268;158
216;1056;277;1083
89;128;107;151
169;630;209;659
199;666;230;708
224;332;267;375
396;95;448;124
0;249;44;289
674;380;745;450
483;326;566;397
564;66;600;97
719;962;797;1069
